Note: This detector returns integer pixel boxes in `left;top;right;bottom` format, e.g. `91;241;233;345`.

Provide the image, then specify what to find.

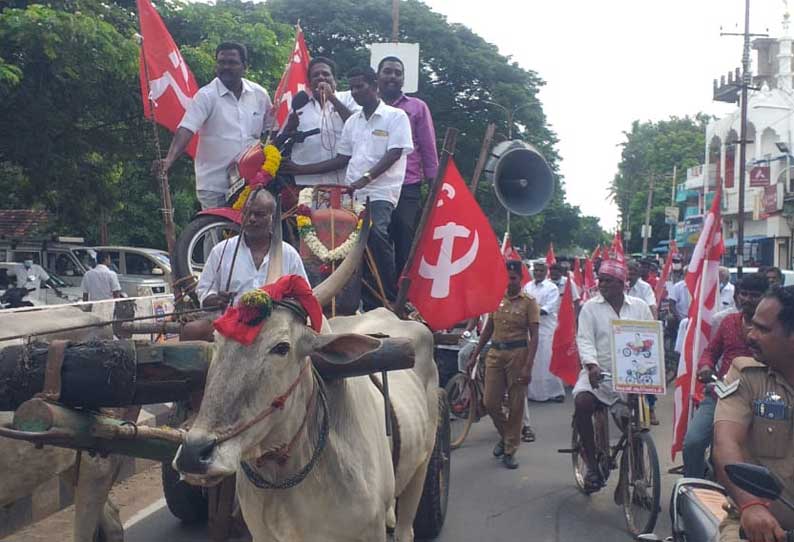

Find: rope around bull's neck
240;367;329;490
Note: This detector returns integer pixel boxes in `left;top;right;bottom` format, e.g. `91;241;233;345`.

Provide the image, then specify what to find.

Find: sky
421;0;791;231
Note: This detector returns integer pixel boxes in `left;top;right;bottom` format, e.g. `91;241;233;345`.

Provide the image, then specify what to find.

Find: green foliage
609;115;708;253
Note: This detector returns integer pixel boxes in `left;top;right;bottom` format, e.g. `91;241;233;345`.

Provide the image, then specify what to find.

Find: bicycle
558;373;661;537
444;342;486;449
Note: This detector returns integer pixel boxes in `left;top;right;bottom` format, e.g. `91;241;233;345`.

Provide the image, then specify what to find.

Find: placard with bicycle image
609;319;666;395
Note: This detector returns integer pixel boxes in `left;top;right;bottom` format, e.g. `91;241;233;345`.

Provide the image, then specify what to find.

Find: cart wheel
162;458;209;524
413;389;451;539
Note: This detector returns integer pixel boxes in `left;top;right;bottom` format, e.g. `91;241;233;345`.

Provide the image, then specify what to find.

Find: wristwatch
362;171;372;183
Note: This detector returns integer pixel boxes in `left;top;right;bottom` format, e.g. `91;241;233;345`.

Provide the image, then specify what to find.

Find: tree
609;115;708;253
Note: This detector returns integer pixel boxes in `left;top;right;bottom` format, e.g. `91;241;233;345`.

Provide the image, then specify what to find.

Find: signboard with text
664;206;680;225
750;165;770;187
761;184;779;218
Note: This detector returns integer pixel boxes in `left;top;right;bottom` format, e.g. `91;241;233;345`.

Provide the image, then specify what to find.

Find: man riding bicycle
573;257;654;492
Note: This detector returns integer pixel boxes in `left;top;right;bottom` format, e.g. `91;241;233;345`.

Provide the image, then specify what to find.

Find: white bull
0;307;124;542
175;215;440;541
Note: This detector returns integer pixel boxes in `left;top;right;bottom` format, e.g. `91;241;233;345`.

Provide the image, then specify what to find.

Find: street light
483;100;534;139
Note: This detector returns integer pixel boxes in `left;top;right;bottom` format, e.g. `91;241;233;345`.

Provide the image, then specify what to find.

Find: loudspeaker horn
484;140;554;216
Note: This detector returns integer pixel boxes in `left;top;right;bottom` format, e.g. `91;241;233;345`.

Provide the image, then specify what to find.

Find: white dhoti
571;368;620;406
526;318;564;401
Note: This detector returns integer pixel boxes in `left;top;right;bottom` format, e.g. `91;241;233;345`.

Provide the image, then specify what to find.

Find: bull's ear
309;333;382;366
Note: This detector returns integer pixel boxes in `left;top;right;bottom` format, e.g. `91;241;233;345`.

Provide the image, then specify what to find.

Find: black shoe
521;426;536;443
502;453;519;469
584;467;603;493
550;394;565;403
493;440;505;457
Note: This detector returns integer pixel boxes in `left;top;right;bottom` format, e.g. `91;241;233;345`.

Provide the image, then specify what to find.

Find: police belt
490;339;528;350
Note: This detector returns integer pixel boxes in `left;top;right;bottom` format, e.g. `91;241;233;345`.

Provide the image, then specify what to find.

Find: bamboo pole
470;123;496;192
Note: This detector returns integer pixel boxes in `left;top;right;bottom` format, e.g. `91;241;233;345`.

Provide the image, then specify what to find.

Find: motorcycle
0;287;36;309
639;463;794;542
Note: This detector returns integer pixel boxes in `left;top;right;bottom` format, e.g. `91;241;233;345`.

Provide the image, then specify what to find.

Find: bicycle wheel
445;373;477;449
570;423;589;494
619;430;661;536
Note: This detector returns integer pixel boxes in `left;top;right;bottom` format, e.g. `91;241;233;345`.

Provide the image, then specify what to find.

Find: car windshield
151;252;171;268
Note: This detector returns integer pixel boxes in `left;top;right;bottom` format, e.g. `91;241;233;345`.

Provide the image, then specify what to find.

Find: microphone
291;90;310;111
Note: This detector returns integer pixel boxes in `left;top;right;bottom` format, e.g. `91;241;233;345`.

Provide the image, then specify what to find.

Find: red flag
502;236;530;286
671;193;724;460
592;245;602;261
546;243;557;267
550;278;580;386
583;256;596;300
406;160;508;330
654;240;678;303
137;0;199;157
271;26;311;129
609;231;626;267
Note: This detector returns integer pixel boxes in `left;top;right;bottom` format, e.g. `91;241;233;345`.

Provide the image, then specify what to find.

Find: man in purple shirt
377;56;439;275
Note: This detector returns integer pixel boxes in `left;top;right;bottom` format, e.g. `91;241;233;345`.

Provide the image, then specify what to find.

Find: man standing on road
719;266;736;312
573;258;654;491
682;273;767;478
81;252;122;301
467;260;540;469
281;66;414;310
524;261;564;403
377;56;439;276
154;42;272;210
713;285;794;542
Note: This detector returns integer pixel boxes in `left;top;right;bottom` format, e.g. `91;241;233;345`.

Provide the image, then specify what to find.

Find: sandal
521;426;536;443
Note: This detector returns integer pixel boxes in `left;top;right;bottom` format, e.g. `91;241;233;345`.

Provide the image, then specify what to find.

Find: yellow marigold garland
232;144;282;210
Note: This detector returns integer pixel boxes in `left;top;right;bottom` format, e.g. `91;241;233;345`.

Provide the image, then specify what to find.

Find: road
119;391;679;542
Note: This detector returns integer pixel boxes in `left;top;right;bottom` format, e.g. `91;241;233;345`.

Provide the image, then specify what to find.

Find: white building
694;11;794;268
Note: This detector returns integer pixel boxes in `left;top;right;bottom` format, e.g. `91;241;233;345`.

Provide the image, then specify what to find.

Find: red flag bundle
592;244;602;261
545;243;557;268
137;0;199;157
654;240;678;303
572;258;584;290
271;26;311;129
583;255;596;300
406;161;508;330
549;278;580;385
609;231;626;267
502;235;530;286
671;193;724;460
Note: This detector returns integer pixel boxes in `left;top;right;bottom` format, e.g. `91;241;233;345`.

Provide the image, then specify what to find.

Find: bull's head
174;210;374;486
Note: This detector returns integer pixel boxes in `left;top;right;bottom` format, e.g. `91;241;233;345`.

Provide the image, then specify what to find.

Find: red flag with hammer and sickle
405;160;507;330
137;0;199;157
272;26;311;129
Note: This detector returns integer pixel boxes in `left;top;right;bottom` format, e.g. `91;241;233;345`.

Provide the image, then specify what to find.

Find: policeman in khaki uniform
714;285;794;542
468;260;540;469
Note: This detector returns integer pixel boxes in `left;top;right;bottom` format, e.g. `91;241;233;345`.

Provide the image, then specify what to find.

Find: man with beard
285;56;359;187
376;56;439;275
682;273;768;477
155;42;272;210
573;258;654;492
713;285;794;542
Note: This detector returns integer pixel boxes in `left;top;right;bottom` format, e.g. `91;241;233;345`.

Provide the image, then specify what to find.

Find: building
691;11;794;268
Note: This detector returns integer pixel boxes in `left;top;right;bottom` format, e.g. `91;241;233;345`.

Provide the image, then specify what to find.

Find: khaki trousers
484;347;528;456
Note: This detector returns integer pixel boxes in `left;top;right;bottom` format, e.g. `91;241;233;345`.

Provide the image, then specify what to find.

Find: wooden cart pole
470;122;496;192
394;128;458;317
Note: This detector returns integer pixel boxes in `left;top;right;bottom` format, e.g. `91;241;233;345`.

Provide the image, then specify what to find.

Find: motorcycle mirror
725;463;783;500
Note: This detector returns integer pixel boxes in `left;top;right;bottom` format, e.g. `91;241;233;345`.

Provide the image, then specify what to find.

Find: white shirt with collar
14;263;49;302
627;278;657;309
576;294;654;370
196;236;308;304
291;91;360;186
81;264;121;301
719;281;736;311
523;279;560;333
669;279;691;320
336;100;414;206
179;78;272;194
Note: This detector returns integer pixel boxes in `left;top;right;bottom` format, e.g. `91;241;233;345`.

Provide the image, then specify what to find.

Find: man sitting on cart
183;189;308;341
573;257;654;492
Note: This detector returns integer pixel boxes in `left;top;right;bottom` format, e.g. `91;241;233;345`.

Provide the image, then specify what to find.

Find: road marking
124;497;166;529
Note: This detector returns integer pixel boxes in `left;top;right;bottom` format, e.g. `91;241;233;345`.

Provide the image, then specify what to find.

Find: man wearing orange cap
572;258;654;492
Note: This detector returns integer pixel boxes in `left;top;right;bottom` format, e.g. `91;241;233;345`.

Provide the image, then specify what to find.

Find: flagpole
394;127;458;316
136;29;181;300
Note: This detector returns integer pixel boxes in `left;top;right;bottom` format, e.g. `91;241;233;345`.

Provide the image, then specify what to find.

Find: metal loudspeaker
484;140;555;216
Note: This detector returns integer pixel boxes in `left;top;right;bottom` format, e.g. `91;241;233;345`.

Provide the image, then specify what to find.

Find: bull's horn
265;196;283;285
313;205;371;308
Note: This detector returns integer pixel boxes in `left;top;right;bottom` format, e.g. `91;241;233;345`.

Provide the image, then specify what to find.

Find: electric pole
391;0;399;42
642;173;655;257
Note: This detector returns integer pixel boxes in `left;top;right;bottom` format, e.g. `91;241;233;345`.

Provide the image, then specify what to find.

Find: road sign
664;206;679;225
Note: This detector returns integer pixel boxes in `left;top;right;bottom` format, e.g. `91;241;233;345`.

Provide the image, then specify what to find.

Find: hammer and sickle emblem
436;183;456;207
418;222;480;298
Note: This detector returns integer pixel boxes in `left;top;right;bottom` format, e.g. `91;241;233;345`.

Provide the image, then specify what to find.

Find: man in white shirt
285;57;360;187
81;252;122;301
14;260;57;304
718;266;736;312
196;190;308;308
155;42;272;209
626;260;657;317
573;258;654;492
282;66;414;310
549;262;581;313
524;261;564;402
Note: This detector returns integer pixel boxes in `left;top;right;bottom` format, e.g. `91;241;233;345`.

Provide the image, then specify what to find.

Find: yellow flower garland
232;144;282;210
